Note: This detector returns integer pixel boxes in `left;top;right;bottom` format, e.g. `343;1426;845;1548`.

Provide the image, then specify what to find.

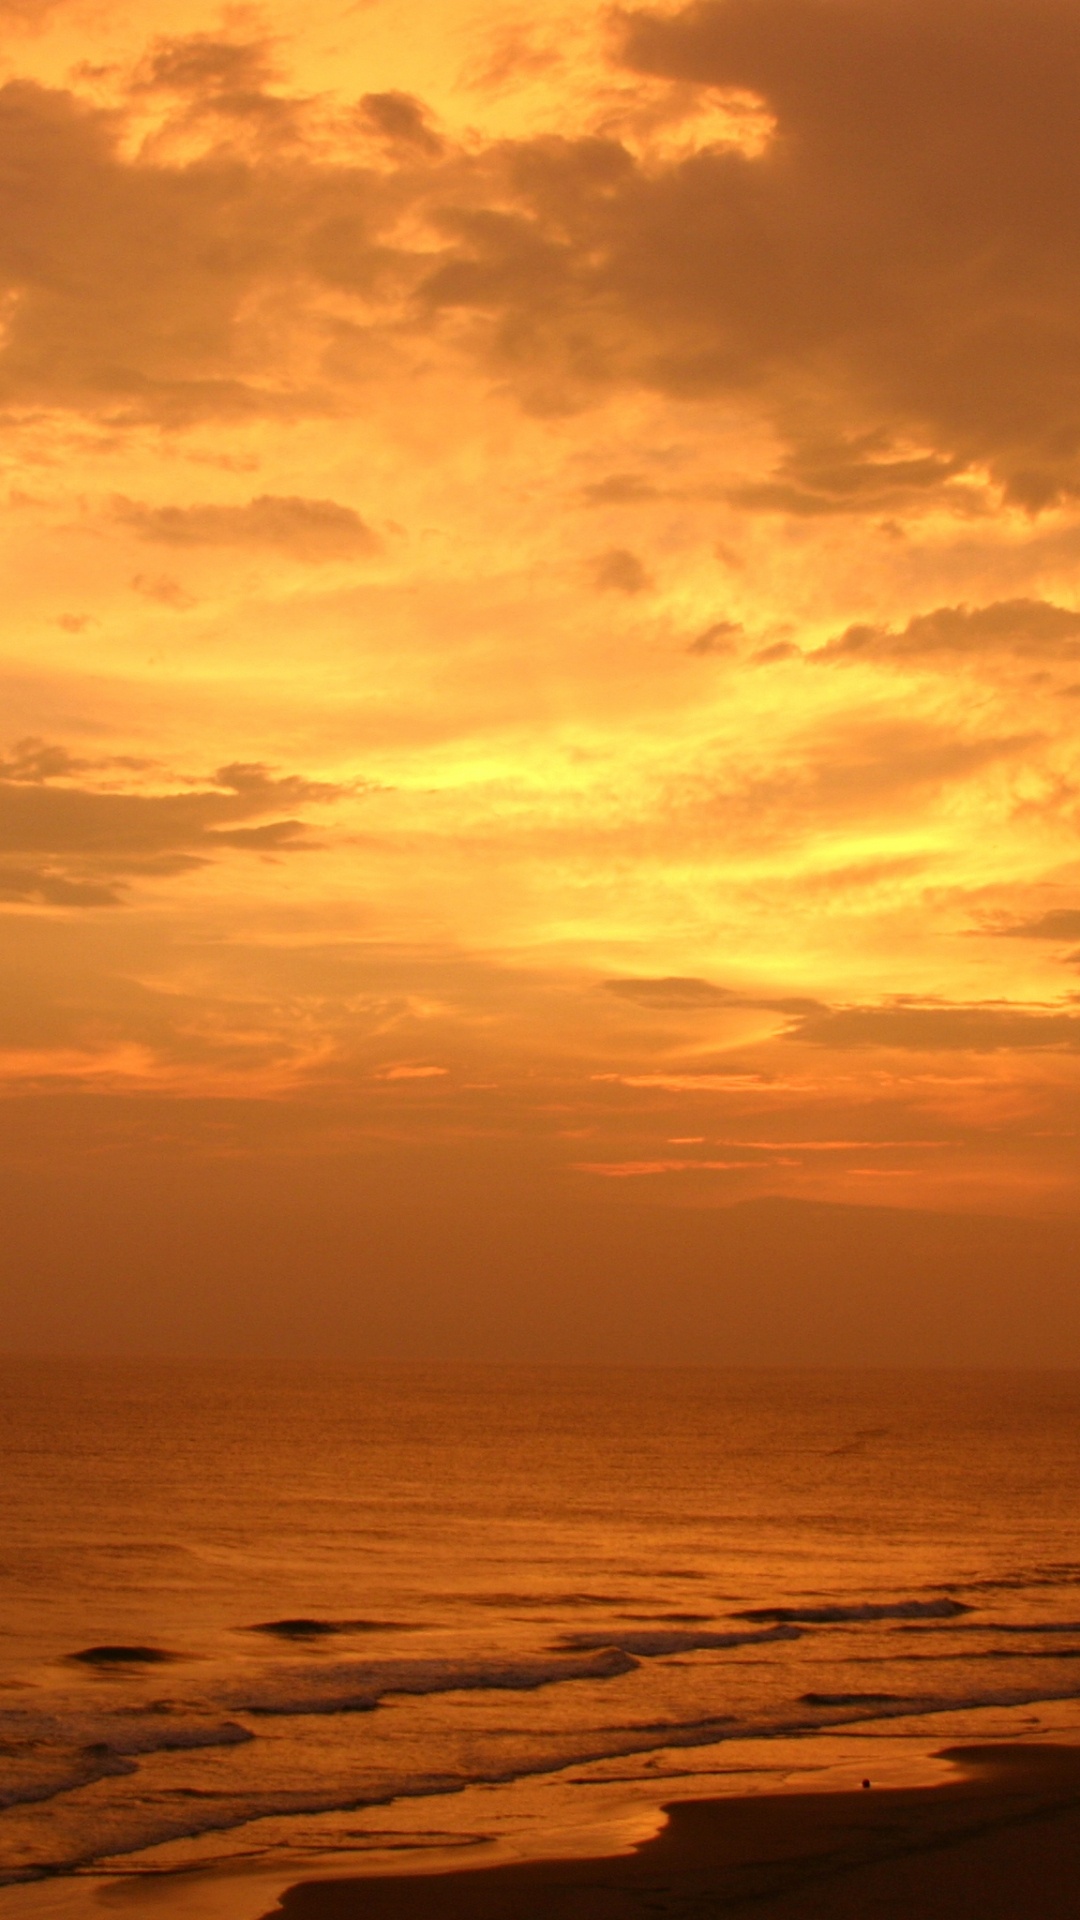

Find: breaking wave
0;1708;253;1816
211;1648;639;1717
733;1598;972;1625
557;1625;802;1656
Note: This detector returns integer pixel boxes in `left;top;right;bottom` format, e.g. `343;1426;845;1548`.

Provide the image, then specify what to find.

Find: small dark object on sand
862;1779;872;1789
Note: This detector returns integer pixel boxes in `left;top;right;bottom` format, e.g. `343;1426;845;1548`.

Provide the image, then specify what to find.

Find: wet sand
263;1743;1080;1920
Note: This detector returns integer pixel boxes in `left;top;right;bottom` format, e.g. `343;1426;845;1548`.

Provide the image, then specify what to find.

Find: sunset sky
3;0;1080;1360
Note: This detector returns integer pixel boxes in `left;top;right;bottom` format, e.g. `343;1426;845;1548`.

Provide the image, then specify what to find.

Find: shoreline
263;1743;1080;1920
4;1717;1080;1920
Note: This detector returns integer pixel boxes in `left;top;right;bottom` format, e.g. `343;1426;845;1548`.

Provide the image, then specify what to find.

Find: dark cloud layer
603;976;825;1014
0;0;64;18
0;73;405;421
112;494;380;560
358;91;444;156
791;1004;1080;1052
704;722;1037;840
688;619;743;655
0;865;119;907
612;0;1080;506
993;910;1080;941
134;35;279;101
0;747;345;907
5;0;1080;504
590;547;651;593
725;441;970;517
604;978;1080;1053
817;600;1080;665
605;975;731;1008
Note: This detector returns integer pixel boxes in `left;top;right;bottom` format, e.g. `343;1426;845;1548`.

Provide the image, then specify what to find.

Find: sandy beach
265;1744;1080;1920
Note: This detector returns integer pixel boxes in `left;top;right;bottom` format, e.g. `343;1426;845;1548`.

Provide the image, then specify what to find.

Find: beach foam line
10;1691;1080;1886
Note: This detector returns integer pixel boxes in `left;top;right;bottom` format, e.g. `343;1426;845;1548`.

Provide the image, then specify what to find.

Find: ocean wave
212;1647;639;1716
246;1619;409;1640
0;1710;253;1815
0;1745;135;1816
976;1646;1080;1660
615;1613;713;1624
953;1620;1080;1635
800;1691;902;1706
953;1565;1080;1593
0;1718;750;1884
465;1593;632;1610
69;1646;179;1667
557;1626;802;1656
10;1679;1080;1887
0;1701;918;1886
733;1598;972;1625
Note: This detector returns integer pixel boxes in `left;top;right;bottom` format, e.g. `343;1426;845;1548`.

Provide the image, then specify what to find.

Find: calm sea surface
4;1362;1080;1914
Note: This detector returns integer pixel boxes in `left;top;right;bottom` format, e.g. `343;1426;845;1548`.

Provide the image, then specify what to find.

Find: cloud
620;0;1080;508
604;975;730;1008
113;495;380;561
416;0;1080;505
726;439;972;517
688;618;742;655
376;1063;449;1080
692;721;1038;841
5;0;1080;500
0;74;411;423
0;738;87;782
131;573;196;610
816;600;1080;665
0;750;348;909
589;547;652;593
790;1003;1080;1052
752;641;797;666
0;865;121;907
129;34;307;144
603;976;825;1015
605;980;1080;1053
134;36;278;101
575;1158;761;1176
581;473;663;504
991;909;1080;941
358;92;444;156
0;0;65;20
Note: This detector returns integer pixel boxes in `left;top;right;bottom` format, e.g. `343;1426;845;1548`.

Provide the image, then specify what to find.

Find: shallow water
4;1361;1080;1909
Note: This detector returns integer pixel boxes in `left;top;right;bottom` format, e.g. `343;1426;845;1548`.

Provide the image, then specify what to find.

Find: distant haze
4;1124;1080;1364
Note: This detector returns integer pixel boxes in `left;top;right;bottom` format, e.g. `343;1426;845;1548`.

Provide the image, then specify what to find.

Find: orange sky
2;0;1079;1359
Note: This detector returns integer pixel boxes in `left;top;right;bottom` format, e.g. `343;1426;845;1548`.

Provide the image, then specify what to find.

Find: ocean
4;1361;1080;1918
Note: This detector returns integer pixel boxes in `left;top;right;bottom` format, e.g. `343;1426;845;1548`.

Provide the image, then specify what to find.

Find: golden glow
1;0;1079;1351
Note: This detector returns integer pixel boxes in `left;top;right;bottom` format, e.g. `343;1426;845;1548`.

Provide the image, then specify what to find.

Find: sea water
4;1361;1080;1915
